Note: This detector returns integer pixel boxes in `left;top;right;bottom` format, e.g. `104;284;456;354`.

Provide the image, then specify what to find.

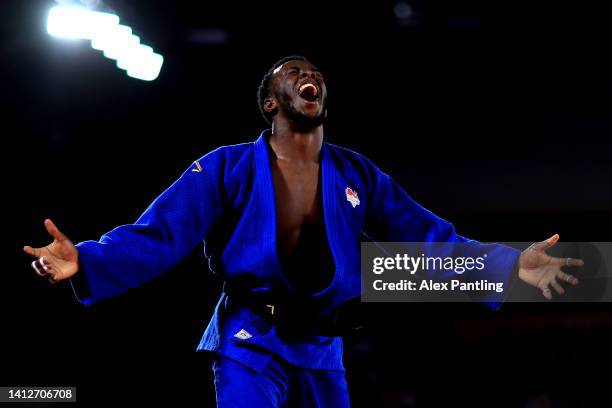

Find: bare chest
271;160;323;255
272;160;322;226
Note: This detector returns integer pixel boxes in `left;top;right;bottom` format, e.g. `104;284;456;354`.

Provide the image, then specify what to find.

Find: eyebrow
287;65;320;72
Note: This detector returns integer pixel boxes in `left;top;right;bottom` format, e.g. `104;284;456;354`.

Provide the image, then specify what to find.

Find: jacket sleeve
363;165;520;309
71;152;225;305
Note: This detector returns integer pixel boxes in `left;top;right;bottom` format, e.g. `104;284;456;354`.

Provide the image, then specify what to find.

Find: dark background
2;0;612;406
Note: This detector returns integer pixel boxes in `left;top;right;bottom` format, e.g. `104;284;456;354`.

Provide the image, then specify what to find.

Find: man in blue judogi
24;56;582;407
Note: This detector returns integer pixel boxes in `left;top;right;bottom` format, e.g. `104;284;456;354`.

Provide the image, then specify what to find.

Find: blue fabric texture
212;353;350;408
73;129;520;372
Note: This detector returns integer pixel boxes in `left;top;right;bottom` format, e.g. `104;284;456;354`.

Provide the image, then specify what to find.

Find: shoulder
186;141;255;183
196;141;254;168
189;140;256;202
324;142;388;179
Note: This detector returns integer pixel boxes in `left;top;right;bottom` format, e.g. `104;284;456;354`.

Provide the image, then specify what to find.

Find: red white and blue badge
345;187;360;208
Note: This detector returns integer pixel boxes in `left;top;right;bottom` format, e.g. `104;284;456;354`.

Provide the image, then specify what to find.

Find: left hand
518;234;584;300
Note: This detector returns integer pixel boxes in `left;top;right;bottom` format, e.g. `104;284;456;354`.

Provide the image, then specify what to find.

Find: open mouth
298;83;319;103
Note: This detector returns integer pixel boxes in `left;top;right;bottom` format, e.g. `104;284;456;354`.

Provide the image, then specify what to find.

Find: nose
300;70;317;80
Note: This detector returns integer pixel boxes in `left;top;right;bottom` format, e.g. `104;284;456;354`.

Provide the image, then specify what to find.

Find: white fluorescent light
117;43;152;70
47;7;119;40
47;6;164;82
126;52;164;81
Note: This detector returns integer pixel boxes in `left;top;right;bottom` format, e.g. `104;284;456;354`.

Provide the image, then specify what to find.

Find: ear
264;97;278;115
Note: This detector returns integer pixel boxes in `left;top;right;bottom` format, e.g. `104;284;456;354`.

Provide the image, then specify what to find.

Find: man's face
269;59;328;128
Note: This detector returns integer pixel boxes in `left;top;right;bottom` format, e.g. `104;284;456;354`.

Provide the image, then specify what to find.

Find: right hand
23;219;79;283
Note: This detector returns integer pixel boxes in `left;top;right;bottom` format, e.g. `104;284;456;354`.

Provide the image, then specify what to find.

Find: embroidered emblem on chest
233;329;253;340
345;187;360;208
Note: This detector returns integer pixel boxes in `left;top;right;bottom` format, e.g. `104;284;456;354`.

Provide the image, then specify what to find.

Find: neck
268;118;323;163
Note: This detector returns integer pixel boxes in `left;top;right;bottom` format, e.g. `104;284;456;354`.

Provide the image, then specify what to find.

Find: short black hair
257;55;308;125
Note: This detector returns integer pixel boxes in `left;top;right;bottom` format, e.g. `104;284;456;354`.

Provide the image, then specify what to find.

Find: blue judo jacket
73;130;520;372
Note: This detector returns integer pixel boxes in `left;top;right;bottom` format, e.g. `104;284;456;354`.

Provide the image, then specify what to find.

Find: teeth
299;83;318;95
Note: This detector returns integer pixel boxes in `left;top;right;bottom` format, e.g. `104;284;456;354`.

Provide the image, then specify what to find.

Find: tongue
300;86;318;102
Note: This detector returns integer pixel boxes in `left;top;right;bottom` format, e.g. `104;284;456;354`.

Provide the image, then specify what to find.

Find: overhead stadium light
126;51;163;81
117;44;150;70
100;26;136;60
47;6;119;39
91;24;132;53
46;6;164;81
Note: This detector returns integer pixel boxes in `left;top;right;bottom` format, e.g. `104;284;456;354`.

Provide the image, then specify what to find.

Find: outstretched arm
363;167;583;304
23;155;225;304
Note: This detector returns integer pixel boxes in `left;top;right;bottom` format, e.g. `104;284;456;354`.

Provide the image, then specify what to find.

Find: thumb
532;234;559;252
44;218;67;242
